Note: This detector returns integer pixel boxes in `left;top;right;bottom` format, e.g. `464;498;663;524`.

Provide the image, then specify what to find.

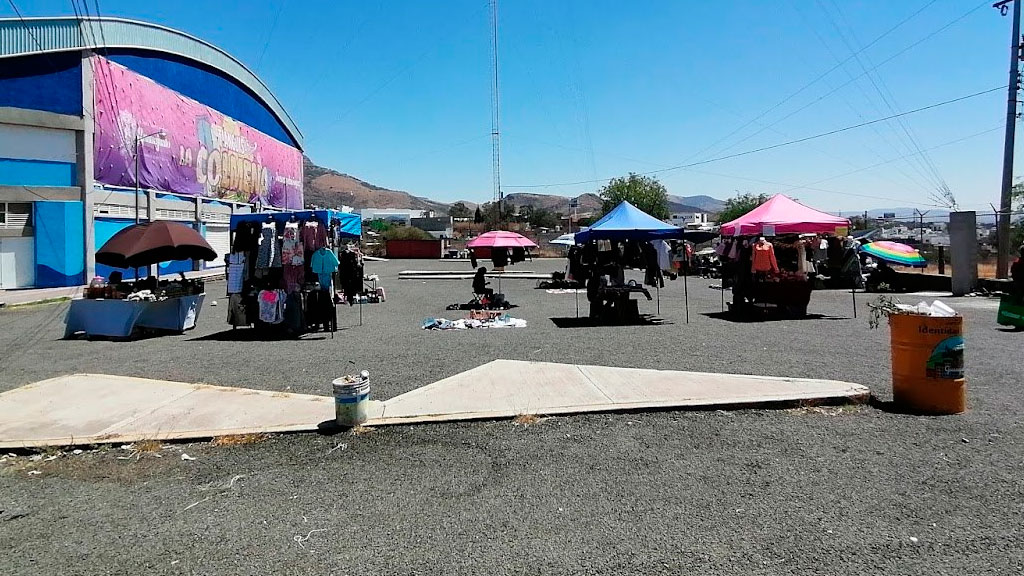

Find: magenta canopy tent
466;230;538;249
719;194;850;236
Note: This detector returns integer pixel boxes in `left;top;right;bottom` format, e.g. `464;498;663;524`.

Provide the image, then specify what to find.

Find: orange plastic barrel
889;314;966;414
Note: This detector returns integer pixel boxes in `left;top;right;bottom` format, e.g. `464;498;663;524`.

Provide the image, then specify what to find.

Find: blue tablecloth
64;294;205;338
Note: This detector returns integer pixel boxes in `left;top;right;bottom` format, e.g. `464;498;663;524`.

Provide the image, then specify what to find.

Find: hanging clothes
652;240;671;271
257;289;286;324
283;291;305;333
232;222;260;253
510;247;526;265
227;293;248;326
226;253;246;294
301;221;328;252
338;248;364;304
796;241;812;275
492;247;509;268
310;247;340;291
256;225;281;269
281;223;304;265
642;242;664;288
751;240;779;273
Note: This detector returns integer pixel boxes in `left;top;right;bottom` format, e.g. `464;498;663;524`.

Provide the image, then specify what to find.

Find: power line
505;85;1006;189
254;0;288;73
821;0;951;198
789;0;940;195
681;0;942;165
710;0;991;160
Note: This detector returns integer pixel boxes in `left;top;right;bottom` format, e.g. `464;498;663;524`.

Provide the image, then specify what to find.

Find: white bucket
333;372;370;427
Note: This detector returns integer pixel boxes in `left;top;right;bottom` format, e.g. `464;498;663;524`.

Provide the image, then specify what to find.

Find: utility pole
488;0;503;226
995;0;1021;279
915;209;930;247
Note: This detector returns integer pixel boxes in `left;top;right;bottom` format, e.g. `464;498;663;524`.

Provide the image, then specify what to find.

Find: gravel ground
1;259;1022;575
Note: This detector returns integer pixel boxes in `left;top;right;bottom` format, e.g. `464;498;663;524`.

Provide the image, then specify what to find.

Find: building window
0;203;32;229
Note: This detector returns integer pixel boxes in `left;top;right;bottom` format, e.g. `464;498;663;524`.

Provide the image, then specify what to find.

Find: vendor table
64;294;205;339
589;285;653;323
733;277;812;318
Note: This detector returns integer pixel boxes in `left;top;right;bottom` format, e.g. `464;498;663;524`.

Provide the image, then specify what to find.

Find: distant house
668;212;715;230
359;208;430;224
410;216;454;239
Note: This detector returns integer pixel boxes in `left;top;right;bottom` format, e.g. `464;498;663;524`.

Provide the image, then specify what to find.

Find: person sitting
473;267;493;300
108;271;123;285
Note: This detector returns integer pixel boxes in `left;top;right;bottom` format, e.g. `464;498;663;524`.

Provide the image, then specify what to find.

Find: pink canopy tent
466;230;538;249
719;194;850;236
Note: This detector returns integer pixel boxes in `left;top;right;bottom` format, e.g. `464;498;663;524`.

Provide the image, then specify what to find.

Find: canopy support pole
575;286;579;318
656;283;660;315
683;267;689;324
851;287;857;319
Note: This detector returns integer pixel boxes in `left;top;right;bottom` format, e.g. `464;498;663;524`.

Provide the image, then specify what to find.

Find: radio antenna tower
489;0;503;221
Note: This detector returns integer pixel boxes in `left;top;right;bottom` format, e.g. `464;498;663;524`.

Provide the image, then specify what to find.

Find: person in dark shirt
1011;243;1024;298
473;267;493;299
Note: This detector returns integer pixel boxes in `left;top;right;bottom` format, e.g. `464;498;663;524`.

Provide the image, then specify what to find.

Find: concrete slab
373;360;869;425
0;362;868;448
0;374;340;449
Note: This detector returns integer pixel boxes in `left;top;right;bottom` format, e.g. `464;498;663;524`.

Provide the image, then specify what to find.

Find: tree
597;173;669;219
716;192;769;224
383;226;434;241
449;202;472;219
474;206;484;223
529;207;559;229
479;201;516;226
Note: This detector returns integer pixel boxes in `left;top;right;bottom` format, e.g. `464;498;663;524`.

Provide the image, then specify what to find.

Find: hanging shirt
796;241;811;275
751;242;779;273
226;253;246;294
256;225;281;268
652;240;671;271
310;247;340;291
281;223;304;265
301;222;328;251
258;289;285;324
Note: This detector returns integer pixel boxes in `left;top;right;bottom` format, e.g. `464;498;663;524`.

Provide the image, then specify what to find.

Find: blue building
0;16;304;288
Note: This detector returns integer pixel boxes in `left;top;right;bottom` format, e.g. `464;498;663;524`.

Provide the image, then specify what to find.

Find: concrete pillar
949;211;978;296
146;189;156;277
78;51;96;283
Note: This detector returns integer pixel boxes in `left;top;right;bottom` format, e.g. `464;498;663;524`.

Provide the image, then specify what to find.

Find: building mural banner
92;56;302;209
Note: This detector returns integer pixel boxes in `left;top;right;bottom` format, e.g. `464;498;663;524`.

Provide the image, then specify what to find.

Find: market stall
861;241;927;292
718;194;850;319
65;221;214;339
571;201;683;324
225;209;363;336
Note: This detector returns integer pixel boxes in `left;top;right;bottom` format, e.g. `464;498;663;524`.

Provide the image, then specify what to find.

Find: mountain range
303;156;727;216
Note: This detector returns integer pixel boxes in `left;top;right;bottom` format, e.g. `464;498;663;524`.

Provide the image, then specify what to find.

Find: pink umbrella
466;230;538;249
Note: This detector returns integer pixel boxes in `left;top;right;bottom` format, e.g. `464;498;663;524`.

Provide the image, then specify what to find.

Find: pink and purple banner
92;56;302;209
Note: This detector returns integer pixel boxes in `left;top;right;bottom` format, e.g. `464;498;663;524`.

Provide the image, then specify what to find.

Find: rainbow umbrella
861;241;927;268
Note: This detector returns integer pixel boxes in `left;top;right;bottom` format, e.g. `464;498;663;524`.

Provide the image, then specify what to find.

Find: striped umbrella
861;241;927;268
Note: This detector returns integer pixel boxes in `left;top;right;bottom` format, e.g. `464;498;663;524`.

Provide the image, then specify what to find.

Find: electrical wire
821;0;951;198
254;0;288;73
505;85;1006;189
681;0;943;165
709;0;991;160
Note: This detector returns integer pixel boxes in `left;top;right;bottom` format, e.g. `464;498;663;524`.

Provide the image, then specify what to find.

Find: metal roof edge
0;16;303;149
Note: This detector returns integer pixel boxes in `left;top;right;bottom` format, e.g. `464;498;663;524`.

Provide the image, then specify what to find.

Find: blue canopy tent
572;201;689;322
229;209;362;237
574;201;683;243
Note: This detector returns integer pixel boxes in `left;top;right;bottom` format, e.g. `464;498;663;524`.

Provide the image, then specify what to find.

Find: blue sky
4;0;1018;212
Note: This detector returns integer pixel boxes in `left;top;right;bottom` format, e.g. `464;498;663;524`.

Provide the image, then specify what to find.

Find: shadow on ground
701;311;849;324
550;315;670;328
189;329;334;342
